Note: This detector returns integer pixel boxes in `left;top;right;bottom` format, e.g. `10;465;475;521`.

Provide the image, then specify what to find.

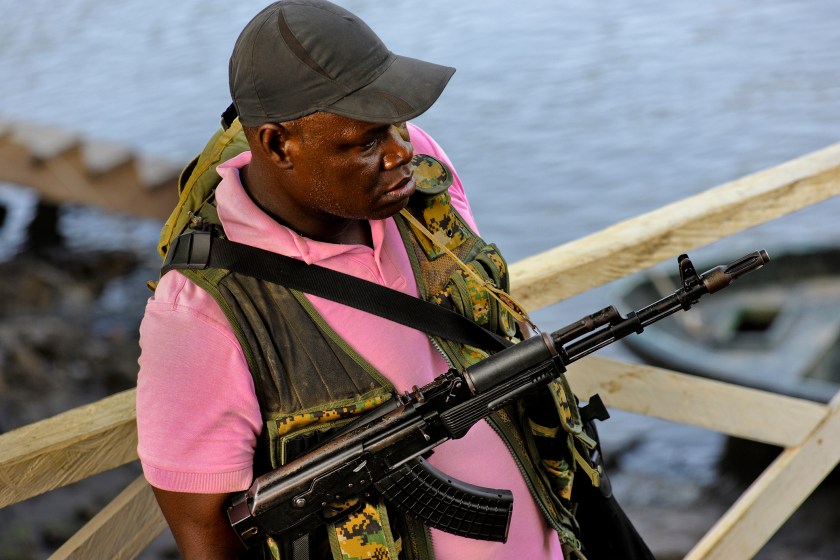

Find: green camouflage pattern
273;394;388;439
411;154;452;195
333;501;398;560
526;410;578;501
459;343;491;366
543;457;575;501
405;190;467;259
396;157;521;373
396;155;594;558
265;537;281;560
429;243;516;340
528;417;559;438
452;265;492;324
547;377;598;451
548;380;576;429
271;398;400;559
543;377;602;505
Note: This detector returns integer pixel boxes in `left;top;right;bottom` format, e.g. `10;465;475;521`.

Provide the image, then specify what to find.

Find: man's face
278;113;416;226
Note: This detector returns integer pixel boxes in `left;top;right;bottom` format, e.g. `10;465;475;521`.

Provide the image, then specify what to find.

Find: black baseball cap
229;0;456;127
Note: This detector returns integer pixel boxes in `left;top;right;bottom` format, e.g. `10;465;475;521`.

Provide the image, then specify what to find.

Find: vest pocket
432;242;518;339
402;190;468;260
267;391;391;467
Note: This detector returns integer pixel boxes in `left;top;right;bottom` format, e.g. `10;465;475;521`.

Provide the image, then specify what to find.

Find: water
3;0;839;254
3;0;838;271
1;0;839;554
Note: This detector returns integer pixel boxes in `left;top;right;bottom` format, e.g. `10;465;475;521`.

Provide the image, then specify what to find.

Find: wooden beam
0;121;178;220
565;356;828;448
0;390;138;508
684;390;840;559
49;475;167;560
0;354;826;511
510;142;840;310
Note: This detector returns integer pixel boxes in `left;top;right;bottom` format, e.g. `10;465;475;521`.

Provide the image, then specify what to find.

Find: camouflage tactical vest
162;121;600;559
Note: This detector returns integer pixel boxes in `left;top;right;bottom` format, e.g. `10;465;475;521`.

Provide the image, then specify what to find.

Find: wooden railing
1;123;839;558
0;118;180;219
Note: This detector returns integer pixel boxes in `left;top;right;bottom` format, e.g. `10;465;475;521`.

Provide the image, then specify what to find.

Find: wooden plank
0;356;824;511
49;475;167;560
565;356;827;447
8;121;80;159
510;142;840;310
0;124;178;220
684;390;840;560
0;390;139;508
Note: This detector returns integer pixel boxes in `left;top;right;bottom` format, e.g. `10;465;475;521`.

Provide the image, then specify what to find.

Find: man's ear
254;123;294;169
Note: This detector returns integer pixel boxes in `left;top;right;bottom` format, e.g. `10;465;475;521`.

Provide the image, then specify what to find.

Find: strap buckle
580;394;610;424
161;231;213;275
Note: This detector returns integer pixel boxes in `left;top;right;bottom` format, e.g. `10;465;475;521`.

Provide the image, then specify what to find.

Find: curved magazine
374;456;513;542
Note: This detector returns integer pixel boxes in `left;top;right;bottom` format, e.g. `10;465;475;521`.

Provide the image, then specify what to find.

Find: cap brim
323;55;455;124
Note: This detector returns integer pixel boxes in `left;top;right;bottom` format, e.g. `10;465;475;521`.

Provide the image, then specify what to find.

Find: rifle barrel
558;250;770;362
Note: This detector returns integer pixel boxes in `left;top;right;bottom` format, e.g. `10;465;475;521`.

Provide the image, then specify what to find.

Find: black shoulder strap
220;102;238;130
162;232;510;352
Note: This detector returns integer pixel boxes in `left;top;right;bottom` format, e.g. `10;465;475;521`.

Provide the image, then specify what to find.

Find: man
137;1;590;558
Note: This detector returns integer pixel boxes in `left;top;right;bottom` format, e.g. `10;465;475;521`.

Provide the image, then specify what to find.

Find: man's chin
369;195;411;220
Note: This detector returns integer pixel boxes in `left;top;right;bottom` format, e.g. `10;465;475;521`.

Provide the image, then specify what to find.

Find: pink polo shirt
136;124;562;559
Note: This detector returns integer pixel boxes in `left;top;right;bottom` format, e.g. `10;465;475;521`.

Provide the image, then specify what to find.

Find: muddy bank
0;247;180;558
0;249;145;432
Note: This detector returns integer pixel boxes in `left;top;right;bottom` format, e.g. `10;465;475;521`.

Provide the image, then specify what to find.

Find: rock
0;246;160;557
0;248;147;432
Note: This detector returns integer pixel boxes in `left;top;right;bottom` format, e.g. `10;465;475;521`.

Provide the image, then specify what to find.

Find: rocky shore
1;246;839;559
0;249;144;432
0;246;179;559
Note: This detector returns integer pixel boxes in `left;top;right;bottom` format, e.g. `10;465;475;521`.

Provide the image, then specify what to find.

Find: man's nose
383;125;413;170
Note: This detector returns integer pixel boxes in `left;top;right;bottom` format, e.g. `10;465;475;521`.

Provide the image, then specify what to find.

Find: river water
1;0;839;557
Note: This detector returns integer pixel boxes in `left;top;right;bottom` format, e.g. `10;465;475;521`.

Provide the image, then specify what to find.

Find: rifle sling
162;231;511;352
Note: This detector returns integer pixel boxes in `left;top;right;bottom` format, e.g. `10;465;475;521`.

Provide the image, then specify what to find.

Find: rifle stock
228;249;770;548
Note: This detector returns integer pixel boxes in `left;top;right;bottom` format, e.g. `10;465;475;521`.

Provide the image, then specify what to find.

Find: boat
616;245;840;403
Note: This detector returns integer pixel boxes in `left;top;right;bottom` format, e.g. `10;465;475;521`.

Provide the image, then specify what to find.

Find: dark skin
241;113;415;247
151;112;415;559
151;489;246;558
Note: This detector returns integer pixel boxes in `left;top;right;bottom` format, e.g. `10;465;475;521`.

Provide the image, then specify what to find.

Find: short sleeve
136;272;263;493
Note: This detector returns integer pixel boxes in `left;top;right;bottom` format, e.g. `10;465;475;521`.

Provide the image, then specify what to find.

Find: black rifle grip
374;457;513;542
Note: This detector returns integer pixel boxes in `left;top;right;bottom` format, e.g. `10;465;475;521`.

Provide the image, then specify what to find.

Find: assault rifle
228;250;769;548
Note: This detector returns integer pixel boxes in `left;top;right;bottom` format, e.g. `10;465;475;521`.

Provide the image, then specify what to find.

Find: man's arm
138;273;264;557
151;487;248;559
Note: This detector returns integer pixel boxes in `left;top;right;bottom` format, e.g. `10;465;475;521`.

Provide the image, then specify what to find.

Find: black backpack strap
221;103;239;130
162;231;511;352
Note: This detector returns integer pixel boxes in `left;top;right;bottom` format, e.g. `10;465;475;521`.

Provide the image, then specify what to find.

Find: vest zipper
426;523;435;558
431;336;575;544
428;336;455;368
